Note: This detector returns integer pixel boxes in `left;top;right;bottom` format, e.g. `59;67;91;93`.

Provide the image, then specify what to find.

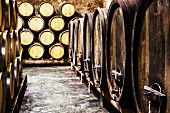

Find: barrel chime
18;2;81;62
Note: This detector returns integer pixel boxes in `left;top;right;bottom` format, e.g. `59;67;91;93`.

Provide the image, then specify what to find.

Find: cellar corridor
19;66;109;113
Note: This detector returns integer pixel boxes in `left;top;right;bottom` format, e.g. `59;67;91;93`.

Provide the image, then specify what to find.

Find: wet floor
19;66;109;113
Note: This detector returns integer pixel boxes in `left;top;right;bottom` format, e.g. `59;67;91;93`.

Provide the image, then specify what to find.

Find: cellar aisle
19;66;109;113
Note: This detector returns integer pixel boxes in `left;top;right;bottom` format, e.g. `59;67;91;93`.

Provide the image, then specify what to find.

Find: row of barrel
0;0;23;113
69;0;169;113
17;2;81;60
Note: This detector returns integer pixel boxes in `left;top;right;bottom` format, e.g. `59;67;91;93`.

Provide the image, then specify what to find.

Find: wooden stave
131;0;170;112
28;43;45;60
91;8;108;88
83;13;93;77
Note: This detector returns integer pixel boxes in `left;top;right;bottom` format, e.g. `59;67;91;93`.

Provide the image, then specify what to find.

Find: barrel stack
18;1;82;65
0;0;23;113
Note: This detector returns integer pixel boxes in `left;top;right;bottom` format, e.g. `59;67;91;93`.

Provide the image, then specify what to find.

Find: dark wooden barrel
106;0;137;106
6;63;15;100
39;2;55;18
13;30;21;57
17;48;23;84
18;2;34;18
13;58;19;88
39;29;55;46
131;0;169;112
48;16;65;32
10;0;18;31
77;18;84;68
83;13;93;77
20;29;34;46
68;21;75;61
28;43;45;60
49;43;64;59
58;2;75;18
0;72;6;113
9;30;16;63
59;30;69;46
28;15;45;32
17;16;24;31
1;31;11;71
91;8;108;88
1;0;12;31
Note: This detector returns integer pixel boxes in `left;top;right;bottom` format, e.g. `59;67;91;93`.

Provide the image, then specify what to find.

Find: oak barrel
17;16;24;31
28;15;45;32
0;72;6;113
20;29;34;46
49;43;64;59
106;0;137;106
13;30;21;57
68;21;74;61
39;2;55;18
39;29;55;46
59;30;69;46
48;16;65;32
28;43;44;60
10;0;18;31
91;8;108;88
18;2;34;18
83;13;93;77
131;0;169;112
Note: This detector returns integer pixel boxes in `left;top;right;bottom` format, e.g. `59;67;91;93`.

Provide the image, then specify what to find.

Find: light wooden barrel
49;43;64;59
17;16;24;30
39;29;55;46
28;15;45;32
18;2;34;18
28;43;45;59
20;29;34;46
39;2;55;18
59;2;75;18
48;16;65;32
59;30;69;46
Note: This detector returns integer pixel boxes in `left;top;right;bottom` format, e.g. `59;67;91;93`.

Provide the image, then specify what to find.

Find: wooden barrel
9;30;16;62
1;31;11;71
10;0;18;31
91;8;108;88
20;29;34;46
0;72;6;113
106;0;137;105
72;21;79;66
83;13;93;77
39;2;55;18
13;58;19;88
76;18;84;67
68;21;74;61
49;43;64;59
13;30;21;57
39;29;55;46
17;16;24;31
28;43;45;59
131;0;169;112
6;63;15;100
1;0;12;31
17;48;23;84
59;2;75;18
48;16;65;32
28;15;45;32
59;30;69;46
18;2;34;18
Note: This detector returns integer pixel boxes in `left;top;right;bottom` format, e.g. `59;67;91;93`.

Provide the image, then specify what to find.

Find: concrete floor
19;66;109;113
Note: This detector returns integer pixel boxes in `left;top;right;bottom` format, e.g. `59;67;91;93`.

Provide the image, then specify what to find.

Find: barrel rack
6;75;27;113
71;63;135;113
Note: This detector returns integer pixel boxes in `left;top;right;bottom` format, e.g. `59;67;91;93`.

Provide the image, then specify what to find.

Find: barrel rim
20;29;34;46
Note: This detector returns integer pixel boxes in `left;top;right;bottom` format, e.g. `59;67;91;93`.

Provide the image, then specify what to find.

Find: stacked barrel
0;0;23;113
69;0;170;113
18;2;82;62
